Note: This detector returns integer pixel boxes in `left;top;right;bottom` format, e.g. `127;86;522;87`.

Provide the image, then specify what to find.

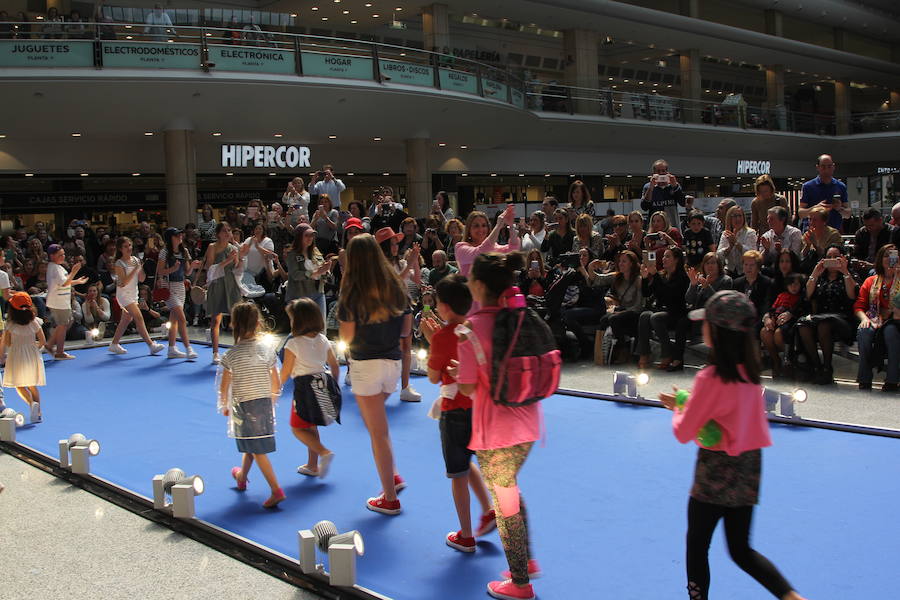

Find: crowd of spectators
2;154;898;390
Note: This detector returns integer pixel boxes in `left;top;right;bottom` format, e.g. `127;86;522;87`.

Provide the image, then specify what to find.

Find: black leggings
686;498;793;600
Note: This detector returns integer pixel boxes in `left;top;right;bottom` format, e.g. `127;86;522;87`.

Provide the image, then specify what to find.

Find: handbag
152;277;169;302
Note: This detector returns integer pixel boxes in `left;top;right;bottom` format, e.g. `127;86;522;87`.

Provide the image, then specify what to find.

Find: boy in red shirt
421;274;495;552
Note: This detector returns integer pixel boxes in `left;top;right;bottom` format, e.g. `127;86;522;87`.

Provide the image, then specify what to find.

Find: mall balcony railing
850;111;900;134
0;22;526;109
526;83;838;136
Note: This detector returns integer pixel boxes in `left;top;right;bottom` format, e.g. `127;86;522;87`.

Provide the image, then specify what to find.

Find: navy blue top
800;176;847;230
160;248;185;282
337;303;409;361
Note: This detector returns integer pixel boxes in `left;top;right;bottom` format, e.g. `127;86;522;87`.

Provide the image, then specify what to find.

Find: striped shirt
220;339;277;403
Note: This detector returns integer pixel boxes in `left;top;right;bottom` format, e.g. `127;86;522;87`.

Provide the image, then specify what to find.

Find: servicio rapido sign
221;145;311;168
736;160;771;175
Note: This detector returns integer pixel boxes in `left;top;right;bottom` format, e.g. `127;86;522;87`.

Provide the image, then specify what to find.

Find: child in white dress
0;293;47;423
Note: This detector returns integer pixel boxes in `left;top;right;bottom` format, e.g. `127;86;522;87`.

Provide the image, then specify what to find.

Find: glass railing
0;21;881;138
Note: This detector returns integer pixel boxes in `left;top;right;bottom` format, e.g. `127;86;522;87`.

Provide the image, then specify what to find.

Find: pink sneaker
500;559;542;580
446;530;476;553
393;474;407;493
487;579;535;600
231;467;247;491
475;509;497;537
262;488;286;509
366;493;401;515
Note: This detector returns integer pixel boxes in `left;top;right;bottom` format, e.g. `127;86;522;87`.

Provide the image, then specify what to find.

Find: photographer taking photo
641;159;685;229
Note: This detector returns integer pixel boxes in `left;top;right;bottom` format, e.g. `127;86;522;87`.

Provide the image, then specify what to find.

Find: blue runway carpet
8;343;900;599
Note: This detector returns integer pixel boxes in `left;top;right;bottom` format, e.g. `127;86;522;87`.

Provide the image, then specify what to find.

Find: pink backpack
462;288;562;406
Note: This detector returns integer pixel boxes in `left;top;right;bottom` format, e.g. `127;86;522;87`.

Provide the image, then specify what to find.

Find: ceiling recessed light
274;133;284;137
490;173;497;177
343;10;350;14
0;134;6;139
382;172;390;176
212;132;222;136
544;173;550;177
461;173;468;176
347;172;355;175
328;135;337;139
80;173;89;176
518;173;525;176
144;132;154;136
125;35;133;39
25;173;34;177
226;172;234;176
351;20;357;23
460;145;467;149
131;173;140;176
71;133;82;137
311;6;318;10
322;17;328;21
365;2;372;6
269;172;277;176
373;137;382;141
395;6;402;10
438;142;446;147
290;13;298;17
372;14;380;17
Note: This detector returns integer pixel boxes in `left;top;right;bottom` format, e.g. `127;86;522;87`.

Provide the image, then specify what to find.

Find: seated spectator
541;208;574;266
578;250;643;363
767;249;803;307
26;238;47;263
851;208;892;274
677;253;734;366
717;206;757;277
198;204;218;242
427;250;457;287
519;249;550;301
521;211;547;254
801;207;843;269
81;281;111;337
644;211;683;257
595;208;617;236
758;205;803;270
346;201;370;231
682;209;715;268
624;210;646;256
750;174;790;235
444;218;464;263
854;244;900;391
420;216;446;267
572;213;604;259
734;250;773;331
601;214;629;260
761;273;807;378
797;245;857;384
26;261;48;294
398;217;423;257
541;195;559;224
637;247;690;370
137;284;165;329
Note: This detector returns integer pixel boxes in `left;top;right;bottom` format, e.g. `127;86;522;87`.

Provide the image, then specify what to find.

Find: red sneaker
445;530;476;553
500;559;542;580
487;579;535;600
366;493;401;515
262;487;285;509
393;474;407;493
475;509;497;537
230;467;247;491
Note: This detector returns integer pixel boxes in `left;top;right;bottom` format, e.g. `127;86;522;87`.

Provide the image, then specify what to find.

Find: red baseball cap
343;217;364;231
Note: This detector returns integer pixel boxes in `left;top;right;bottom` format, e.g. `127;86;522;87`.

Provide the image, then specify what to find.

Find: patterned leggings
476;442;534;585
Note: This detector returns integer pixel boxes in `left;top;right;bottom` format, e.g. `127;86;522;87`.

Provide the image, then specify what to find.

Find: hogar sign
736;160;771;175
221;145;311;168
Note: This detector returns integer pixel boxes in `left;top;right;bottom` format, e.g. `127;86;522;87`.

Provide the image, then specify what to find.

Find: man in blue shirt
798;154;850;231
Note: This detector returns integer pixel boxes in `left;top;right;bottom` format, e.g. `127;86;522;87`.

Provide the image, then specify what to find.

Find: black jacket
733;273;773;319
853;224;893;262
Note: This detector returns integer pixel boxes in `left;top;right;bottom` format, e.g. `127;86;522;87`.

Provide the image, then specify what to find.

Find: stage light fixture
792;389;808;404
336;340;348;355
0;408;25;442
416;348;428;362
298;520;365;586
260;332;277;347
636;372;650;386
152;468;205;519
58;433;101;474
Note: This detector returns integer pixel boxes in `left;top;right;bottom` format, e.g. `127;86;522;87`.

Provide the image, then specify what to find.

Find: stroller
240;271;281;332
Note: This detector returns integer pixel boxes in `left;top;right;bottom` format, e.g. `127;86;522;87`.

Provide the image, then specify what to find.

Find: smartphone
646;232;661;242
530;260;539;271
647;250;657;262
823;258;840;269
655;174;669;184
890;251;899;268
247;206;259;219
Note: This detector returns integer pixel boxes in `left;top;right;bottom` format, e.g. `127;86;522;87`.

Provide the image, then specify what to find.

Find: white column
563;29;600;115
164;128;197;228
834;79;851;136
405;138;431;218
679;48;701;122
422;3;449;54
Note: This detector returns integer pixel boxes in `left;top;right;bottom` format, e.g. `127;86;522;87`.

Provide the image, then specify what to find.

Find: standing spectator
311;194;339;256
370;190;409;233
432;191;455;222
641;159;685;229
197;204;218;243
310;166;346;207
797;246;857;384
65;10;87;38
749;175;789;235
637;247;690;370
0;11;14;39
541;196;559;226
854;244;900;391
540;208;574;266
717;207;757;277
13;12;30;39
520;211;547;255
144;4;177;42
852;208;892;272
282;177;310;221
798;154;850;232
444;219;464;263
278;224;329;317
800;207;843;268
41;7;64;39
456;207;520;279
568;180;594;219
420;217;445;267
397;217;422;257
759;206;803;269
683;210;715;268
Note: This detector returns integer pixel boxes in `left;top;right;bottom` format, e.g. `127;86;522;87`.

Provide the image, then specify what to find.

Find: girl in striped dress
156;228;202;359
218;302;285;509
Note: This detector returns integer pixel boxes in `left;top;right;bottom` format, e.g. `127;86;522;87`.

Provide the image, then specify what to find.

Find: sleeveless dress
2;319;46;388
206;245;241;316
159;248;187;309
115;258;140;307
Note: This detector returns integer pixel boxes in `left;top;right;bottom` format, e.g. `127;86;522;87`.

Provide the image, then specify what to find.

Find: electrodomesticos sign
221;145;311;169
736;160;771;175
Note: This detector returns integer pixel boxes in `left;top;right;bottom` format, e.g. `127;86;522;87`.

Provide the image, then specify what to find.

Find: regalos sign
221;145;311;169
736;160;771;175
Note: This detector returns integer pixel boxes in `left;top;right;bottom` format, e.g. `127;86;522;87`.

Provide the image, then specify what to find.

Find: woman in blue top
337;233;411;516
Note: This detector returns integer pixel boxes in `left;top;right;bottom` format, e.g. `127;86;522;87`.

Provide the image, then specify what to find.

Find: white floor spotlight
0;408;25;442
763;387;808;418
298;520;365;587
85;327;101;344
152;468;205;519
613;371;650;399
57;433;101;474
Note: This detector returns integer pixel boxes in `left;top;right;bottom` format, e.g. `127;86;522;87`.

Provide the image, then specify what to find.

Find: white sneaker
149;342;165;355
400;386;422;402
212;352;221;365
30;402;41;424
167;347;187;359
318;452;335;479
185;347;198;360
109;343;128;355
